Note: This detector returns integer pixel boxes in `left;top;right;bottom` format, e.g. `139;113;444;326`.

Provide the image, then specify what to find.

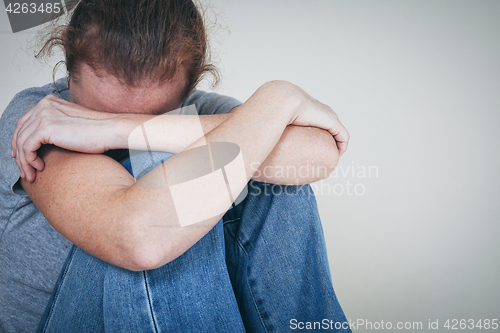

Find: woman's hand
11;95;125;182
287;83;350;156
258;81;349;156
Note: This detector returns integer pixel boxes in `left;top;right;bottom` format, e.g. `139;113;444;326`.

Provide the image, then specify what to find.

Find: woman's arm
18;81;347;271
12;91;346;184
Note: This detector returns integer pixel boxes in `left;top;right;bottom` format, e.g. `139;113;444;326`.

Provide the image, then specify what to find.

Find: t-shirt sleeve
182;90;242;115
0;87;55;195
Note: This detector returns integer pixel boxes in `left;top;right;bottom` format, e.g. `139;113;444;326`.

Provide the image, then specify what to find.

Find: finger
336;140;349;156
12;95;56;159
23;130;46;171
12;106;36;155
14;153;25;179
336;130;350;156
30;156;45;172
330;125;350;156
16;119;38;178
17;138;28;179
17;119;46;171
12;100;46;151
24;164;37;183
18;140;37;182
17;146;30;181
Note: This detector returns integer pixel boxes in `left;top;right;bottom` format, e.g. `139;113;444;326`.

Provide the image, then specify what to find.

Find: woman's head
40;0;218;110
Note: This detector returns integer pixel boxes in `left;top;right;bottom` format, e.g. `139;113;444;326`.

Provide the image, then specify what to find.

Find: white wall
0;10;64;113
2;1;499;331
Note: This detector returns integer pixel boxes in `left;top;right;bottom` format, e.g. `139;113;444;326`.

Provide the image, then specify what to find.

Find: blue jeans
37;152;351;332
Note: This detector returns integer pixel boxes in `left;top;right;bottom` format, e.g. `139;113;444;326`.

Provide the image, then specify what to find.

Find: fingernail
10;149;14;157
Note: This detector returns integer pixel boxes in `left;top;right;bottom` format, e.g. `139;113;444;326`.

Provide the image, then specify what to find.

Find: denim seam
222;218;252;258
246;274;270;333
40;246;76;332
233;230;250;260
222;217;241;225
143;271;159;333
235;235;269;333
223;217;268;331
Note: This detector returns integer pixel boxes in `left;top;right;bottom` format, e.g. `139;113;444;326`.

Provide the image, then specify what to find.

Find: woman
0;0;351;331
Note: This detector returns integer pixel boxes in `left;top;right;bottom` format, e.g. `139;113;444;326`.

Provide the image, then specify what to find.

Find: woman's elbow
113;222;173;271
127;246;166;271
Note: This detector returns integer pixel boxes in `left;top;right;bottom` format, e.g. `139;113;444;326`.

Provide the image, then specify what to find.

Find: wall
1;1;499;331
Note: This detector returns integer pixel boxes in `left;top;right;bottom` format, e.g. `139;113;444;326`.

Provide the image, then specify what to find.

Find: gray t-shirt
0;77;241;333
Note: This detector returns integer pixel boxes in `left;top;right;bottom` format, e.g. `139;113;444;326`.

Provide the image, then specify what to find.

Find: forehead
69;64;186;115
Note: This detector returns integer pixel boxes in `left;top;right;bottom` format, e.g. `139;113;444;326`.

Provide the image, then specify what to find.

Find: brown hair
38;0;218;100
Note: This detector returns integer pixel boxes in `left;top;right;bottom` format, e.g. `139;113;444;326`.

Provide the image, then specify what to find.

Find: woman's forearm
115;109;339;185
121;81;300;269
18;81;347;270
116;113;229;154
21;81;300;271
12;88;341;184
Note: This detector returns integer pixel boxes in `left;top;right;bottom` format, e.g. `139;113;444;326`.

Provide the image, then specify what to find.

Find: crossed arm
12;81;349;271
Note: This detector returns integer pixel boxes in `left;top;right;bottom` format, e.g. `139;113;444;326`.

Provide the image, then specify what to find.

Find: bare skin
11;66;349;271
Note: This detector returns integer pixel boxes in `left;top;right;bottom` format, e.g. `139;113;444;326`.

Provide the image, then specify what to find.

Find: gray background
1;0;499;331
